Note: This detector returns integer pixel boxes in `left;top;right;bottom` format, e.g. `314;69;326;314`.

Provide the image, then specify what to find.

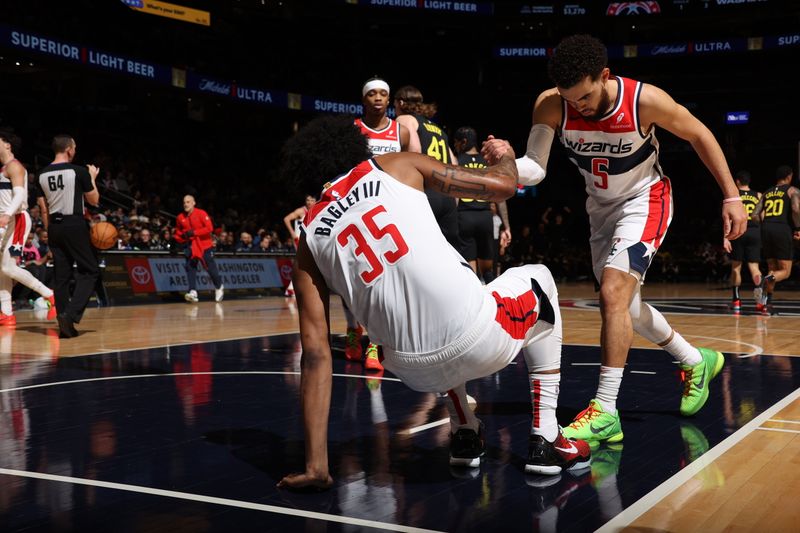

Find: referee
36;134;100;338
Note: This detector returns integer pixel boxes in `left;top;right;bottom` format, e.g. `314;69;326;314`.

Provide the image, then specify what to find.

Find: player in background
722;171;762;313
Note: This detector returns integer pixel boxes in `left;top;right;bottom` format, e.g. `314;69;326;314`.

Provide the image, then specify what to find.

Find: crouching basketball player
277;116;590;491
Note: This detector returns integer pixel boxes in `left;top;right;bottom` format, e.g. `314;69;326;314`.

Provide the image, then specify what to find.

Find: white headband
362;79;390;97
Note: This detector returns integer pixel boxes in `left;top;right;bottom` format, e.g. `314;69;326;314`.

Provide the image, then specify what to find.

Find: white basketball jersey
0;164;28;214
354;118;402;155
304;159;485;354
560;76;662;206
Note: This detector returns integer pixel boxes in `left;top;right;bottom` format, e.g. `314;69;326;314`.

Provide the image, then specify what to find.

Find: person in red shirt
174;195;223;302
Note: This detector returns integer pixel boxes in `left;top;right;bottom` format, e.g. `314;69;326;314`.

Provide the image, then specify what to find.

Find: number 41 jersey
303;159;486;354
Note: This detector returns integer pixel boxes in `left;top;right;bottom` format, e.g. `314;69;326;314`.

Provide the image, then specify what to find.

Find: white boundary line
596;386;800;532
756;427;800;434
768;418;800;424
0;468;442;533
401;418;449;435
0;371;401;395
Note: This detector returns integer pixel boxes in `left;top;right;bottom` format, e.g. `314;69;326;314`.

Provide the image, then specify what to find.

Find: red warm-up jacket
174;207;215;260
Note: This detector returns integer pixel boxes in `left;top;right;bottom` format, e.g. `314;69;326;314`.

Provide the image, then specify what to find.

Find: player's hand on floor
277;471;333;491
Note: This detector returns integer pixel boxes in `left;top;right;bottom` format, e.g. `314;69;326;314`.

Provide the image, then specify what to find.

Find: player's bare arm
484;91;560;185
283;206;305;236
379;150;518;202
278;236;334;490
399;123;410;152
396;115;421;153
639;83;746;239
790;186;800;239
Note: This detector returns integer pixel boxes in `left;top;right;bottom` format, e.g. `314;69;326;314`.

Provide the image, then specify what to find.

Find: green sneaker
562;399;623;443
680;348;724;416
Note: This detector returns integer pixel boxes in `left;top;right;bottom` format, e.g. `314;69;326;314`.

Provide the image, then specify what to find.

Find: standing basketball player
0;130;56;327
453;126;511;283
282;194;316;297
348;77;412;370
277;116;590;491
174;195;224;303
36;134;100;338
722;171;762;312
484;35;747;442
394;85;461;249
753;165;800;314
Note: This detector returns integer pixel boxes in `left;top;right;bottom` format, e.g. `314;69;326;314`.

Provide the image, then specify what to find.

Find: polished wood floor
2;282;799;532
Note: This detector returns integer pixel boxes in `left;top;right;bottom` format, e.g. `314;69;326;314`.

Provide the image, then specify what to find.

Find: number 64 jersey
303;159;489;355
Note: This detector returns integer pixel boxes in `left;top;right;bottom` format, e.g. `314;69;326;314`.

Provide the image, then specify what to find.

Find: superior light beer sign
124;0;211;26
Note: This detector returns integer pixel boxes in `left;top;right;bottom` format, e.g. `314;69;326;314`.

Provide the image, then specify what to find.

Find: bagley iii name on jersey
314;180;382;236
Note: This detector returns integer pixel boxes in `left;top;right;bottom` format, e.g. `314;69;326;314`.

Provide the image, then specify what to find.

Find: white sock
0;276;11;315
661;332;702;367
445;384;480;432
596;366;624;414
530;373;559;442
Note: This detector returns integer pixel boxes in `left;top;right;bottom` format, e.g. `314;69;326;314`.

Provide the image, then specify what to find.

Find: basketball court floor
1;283;799;532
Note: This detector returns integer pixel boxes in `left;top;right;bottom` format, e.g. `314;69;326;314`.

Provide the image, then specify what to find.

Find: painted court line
0;468;442;533
0;371;401;395
596;386;800;533
768;418;800;424
756;426;800;434
402;418;449;435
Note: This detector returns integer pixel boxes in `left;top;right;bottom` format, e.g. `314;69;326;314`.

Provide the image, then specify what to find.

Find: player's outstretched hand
481;135;515;165
278;471;333;491
722;201;747;240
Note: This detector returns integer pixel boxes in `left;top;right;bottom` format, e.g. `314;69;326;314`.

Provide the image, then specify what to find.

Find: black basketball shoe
449;425;485;468
526;431;591;475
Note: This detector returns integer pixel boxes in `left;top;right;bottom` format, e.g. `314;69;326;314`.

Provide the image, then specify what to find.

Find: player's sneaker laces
526;430;591;475
562;399;623;443
449;424;485;468
364;343;383;371
680;347;724;416
344;326;363;362
0;313;17;327
215;284;224;302
184;290;199;303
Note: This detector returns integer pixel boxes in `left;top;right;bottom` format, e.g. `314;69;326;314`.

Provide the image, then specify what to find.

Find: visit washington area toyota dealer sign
124;257;285;293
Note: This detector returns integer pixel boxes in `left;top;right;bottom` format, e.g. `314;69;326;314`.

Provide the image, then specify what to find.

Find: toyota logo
131;265;151;285
280;264;293;280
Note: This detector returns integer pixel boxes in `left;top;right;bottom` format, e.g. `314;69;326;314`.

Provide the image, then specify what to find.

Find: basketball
90;221;118;250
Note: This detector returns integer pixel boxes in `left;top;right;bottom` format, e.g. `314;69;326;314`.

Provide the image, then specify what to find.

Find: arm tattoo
429;166;499;200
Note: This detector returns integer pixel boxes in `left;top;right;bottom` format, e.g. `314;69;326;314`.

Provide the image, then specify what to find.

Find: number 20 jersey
560;76;662;206
303;159;486;354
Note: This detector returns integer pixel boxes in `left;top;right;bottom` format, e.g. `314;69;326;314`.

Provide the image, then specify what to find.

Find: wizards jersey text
354;118;402;155
560;76;662;205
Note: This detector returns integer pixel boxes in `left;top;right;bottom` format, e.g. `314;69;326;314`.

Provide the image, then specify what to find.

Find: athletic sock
661;331;702;366
445;384;480;432
530;372;559;442
732;286;740;300
596;366;624;415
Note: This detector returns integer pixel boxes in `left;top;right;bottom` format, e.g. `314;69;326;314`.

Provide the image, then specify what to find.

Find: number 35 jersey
303;158;486;354
560;76;662;206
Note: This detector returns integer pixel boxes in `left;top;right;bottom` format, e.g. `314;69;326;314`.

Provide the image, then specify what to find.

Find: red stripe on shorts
492;289;539;340
640;177;672;247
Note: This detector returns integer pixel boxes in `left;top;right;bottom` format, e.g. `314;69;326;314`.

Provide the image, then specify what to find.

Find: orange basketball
90;221;118;250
